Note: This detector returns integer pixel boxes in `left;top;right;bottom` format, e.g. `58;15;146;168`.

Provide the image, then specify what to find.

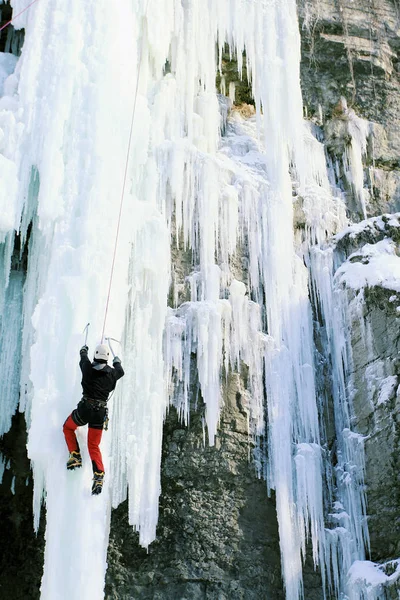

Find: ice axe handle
106;338;116;358
83;323;90;346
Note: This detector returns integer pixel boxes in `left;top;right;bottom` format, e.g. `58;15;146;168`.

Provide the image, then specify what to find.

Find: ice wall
1;1;144;597
0;0;372;599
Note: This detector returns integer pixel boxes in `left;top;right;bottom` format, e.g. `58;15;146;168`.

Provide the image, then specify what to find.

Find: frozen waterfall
0;0;374;598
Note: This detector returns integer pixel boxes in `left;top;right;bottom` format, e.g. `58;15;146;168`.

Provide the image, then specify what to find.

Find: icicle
0;452;6;483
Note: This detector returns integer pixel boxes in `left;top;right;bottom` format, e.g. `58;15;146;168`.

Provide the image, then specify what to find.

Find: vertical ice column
341;100;370;220
243;2;324;597
0;270;24;436
0;233;13;315
310;246;369;596
111;210;170;549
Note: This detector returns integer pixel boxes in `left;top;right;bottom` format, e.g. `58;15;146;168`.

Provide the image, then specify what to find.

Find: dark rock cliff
0;413;44;600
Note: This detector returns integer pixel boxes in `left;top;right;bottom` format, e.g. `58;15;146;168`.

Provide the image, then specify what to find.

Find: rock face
298;0;400;124
350;284;400;560
0;3;24;55
298;0;400;217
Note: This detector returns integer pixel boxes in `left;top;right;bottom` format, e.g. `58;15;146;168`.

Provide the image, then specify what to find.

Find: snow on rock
377;375;398;406
334;213;400;246
336;239;400;292
348;560;400;600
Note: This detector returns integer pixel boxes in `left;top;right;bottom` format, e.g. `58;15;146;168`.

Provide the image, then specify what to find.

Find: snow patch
336;239;400;292
348;559;400;600
377;376;398;406
334;214;400;244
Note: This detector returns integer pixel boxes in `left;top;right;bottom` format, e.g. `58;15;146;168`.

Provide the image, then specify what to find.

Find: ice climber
63;344;124;495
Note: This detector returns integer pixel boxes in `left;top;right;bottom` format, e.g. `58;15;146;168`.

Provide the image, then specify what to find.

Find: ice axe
83;322;90;346
105;337;121;359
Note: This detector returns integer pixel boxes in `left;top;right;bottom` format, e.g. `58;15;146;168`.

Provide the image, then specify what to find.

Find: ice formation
0;0;385;599
348;560;400;600
341;99;370;220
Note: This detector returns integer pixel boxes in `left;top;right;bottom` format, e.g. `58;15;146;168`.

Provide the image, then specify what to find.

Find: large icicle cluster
0;0;375;599
311;244;370;598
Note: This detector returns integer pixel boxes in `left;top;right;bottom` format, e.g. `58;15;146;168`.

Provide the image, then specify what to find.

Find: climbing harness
101;0;150;343
82;396;109;430
0;0;40;33
83;396;107;409
80;395;110;430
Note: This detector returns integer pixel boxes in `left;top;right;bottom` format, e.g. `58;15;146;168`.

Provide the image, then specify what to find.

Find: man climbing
63;344;125;495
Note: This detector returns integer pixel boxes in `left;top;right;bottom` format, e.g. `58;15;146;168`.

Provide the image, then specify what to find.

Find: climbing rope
0;0;40;33
101;0;150;343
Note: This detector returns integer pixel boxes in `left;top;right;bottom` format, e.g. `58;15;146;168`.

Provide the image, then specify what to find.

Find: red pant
63;415;104;473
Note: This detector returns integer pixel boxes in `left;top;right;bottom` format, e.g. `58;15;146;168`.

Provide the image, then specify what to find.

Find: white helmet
94;344;110;362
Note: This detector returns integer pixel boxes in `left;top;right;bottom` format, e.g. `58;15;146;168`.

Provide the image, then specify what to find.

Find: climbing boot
91;471;104;495
66;451;82;470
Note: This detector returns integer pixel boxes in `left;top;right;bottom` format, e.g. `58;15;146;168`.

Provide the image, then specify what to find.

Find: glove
80;345;89;354
113;356;121;365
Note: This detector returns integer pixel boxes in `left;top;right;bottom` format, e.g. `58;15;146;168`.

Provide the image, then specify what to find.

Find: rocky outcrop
298;18;400;578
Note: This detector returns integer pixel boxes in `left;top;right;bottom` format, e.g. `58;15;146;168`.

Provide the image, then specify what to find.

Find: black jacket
79;350;124;402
